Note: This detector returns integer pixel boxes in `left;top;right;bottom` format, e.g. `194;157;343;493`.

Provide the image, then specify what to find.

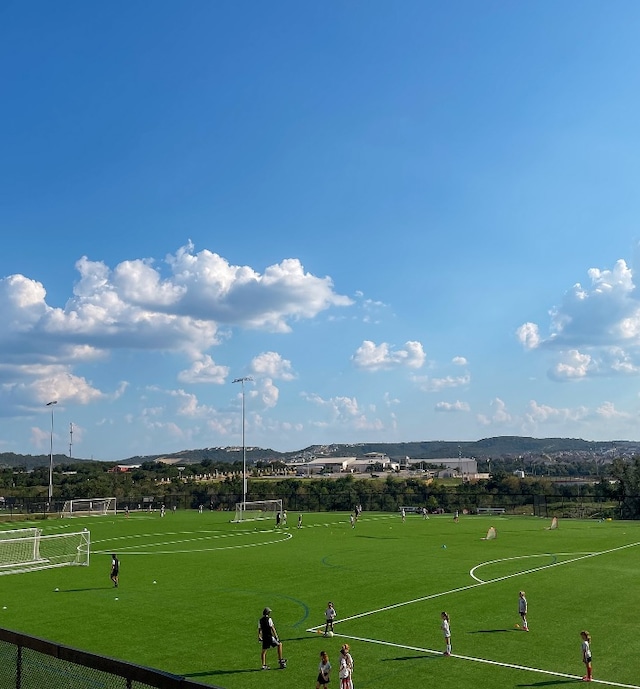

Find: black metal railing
0;627;222;689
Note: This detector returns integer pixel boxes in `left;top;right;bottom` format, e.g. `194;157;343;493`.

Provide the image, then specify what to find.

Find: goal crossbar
0;530;90;576
61;497;116;518
232;499;283;523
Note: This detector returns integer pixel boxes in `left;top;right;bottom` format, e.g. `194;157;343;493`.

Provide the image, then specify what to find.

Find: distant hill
0;453;100;470
1;436;638;469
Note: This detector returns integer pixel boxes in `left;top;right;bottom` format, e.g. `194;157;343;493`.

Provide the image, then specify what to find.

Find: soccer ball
325;631;334;638
442;544;447;549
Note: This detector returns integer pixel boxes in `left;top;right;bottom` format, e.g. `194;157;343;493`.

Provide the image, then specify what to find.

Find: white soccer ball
325;631;334;638
54;588;59;592
153;580;157;584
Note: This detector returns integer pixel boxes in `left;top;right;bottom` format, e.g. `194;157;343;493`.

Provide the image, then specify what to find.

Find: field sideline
1;510;639;689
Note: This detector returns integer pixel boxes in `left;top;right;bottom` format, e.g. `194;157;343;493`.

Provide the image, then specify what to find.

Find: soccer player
297;513;303;529
349;513;355;529
316;650;331;688
275;511;281;528
324;602;337;635
338;646;351;689
401;507;406;522
580;630;592;682
341;644;354;689
258;607;286;670
518;591;529;631
441;612;452;656
110;554;119;588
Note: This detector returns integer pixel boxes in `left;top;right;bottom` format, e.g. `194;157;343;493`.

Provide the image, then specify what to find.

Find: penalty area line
332;633;640;689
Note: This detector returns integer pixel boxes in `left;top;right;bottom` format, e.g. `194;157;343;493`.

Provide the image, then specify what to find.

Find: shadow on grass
184;668;266;678
355;535;399;540
381;654;439;662
58;588;111;593
467;628;521;633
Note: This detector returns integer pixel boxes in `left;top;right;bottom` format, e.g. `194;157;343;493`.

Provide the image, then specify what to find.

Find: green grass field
2;510;639;689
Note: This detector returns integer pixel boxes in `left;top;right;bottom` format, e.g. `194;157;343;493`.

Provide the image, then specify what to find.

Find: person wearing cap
324;602;337;635
258;607;286;670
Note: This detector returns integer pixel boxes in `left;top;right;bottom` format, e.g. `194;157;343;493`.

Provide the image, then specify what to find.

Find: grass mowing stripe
92;531;293;554
331;634;640;689
334;540;640;625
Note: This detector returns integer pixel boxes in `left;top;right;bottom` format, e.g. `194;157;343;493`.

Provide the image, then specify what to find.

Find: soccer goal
232;499;283;523
61;497;117;518
0;528;90;576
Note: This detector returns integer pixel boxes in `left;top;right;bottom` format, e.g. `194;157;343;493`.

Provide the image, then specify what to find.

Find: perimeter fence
0;627;220;689
0;492;628;520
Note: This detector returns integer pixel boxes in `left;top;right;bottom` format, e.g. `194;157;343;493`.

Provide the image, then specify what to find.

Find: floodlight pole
232;377;253;510
47;400;58;509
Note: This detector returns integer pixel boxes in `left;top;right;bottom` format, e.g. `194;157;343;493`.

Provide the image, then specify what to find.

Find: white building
407;457;478;478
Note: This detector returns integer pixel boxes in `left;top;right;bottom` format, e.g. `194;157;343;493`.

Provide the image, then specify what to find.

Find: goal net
61;497;117;518
232;499;283;523
0;528;90;576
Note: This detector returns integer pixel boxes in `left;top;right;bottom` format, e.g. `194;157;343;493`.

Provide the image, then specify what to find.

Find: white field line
314;633;640;689
306;540;640;687
470;549;613;583
336;540;640;625
91;530;292;555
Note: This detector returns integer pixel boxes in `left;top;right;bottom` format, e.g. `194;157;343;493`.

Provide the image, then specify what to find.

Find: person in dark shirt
258;607;286;670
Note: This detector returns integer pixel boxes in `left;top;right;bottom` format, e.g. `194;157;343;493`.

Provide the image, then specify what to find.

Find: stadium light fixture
46;400;58;509
232;377;253;507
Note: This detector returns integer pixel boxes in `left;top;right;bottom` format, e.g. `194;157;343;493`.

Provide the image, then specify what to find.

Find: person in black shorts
110;554;119;588
258;607;286;670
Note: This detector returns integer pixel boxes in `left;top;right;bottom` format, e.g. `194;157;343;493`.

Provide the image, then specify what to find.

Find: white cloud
178;356;229;384
383;392;400;406
516;322;541;350
517;258;640;380
1;367;104;409
595;401;630;420
452;356;467;366
0;243;350;415
165;242;352;331
412;373;470;392
259;378;280;409
302;392;384;430
352;340;425;371
435;400;470;412
523;400;589;425
477;398;512;426
250;352;296;381
30;425;52;450
550;349;593;381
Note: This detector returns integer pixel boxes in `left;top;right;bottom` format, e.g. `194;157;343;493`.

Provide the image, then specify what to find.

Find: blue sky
3;1;640;460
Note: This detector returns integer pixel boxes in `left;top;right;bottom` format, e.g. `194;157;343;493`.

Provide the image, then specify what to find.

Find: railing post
16;644;22;689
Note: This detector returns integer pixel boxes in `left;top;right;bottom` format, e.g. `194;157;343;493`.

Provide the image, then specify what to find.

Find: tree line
0;457;639;518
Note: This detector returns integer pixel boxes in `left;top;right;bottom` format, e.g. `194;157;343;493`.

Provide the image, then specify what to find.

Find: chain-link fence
0;627;221;689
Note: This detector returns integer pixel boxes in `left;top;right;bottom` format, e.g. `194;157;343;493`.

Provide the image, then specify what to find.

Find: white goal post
0;528;90;576
232;499;283;523
61;497;117;518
